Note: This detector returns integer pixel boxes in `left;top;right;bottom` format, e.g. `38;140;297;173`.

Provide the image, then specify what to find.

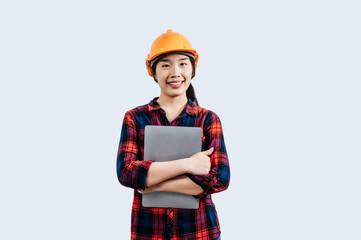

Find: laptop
142;125;202;209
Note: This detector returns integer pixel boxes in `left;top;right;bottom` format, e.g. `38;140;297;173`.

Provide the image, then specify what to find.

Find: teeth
169;81;183;85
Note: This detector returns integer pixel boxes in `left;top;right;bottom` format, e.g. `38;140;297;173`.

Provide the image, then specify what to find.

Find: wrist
181;157;190;174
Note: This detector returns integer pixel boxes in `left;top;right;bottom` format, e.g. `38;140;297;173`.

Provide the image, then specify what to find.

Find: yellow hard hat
145;29;199;77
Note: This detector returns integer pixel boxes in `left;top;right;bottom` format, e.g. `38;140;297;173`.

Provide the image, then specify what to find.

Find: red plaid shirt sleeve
116;111;153;190
187;111;230;198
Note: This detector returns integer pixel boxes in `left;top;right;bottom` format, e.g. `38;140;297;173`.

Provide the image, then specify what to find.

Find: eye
180;62;188;66
162;64;170;67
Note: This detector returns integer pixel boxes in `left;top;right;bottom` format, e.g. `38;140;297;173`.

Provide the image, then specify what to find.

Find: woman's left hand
138;186;156;194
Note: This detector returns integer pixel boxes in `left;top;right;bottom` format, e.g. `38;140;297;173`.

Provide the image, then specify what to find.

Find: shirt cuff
137;160;154;190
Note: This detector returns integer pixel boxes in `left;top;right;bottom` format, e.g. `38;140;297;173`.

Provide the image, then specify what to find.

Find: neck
157;93;188;110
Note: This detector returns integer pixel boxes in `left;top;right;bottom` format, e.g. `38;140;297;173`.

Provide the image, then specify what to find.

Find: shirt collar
148;97;198;117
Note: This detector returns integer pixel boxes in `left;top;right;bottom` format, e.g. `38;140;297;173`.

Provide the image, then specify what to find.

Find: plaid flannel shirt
116;97;230;240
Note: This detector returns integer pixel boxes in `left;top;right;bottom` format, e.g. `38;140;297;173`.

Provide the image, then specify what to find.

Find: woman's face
154;53;193;98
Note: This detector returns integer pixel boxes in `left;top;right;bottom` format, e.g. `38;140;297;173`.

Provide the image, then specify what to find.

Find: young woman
116;29;230;240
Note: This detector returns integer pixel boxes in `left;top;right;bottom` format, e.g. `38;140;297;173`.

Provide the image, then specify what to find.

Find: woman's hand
138;186;157;194
186;147;214;175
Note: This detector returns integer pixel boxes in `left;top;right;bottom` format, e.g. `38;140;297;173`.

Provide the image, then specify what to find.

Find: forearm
145;158;190;187
142;175;203;196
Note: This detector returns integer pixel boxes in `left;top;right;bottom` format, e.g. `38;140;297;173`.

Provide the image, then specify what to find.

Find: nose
170;65;181;78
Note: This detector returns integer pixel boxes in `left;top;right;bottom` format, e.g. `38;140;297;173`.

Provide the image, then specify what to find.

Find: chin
166;91;186;97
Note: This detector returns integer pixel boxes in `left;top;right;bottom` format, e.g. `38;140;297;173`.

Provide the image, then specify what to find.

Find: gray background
1;1;360;239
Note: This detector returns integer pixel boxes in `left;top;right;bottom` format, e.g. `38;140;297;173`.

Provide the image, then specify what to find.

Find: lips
167;80;185;88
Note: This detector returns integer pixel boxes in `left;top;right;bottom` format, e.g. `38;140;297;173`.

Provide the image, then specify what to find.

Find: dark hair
150;52;199;106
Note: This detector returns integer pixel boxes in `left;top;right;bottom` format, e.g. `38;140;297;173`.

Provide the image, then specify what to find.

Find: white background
1;1;360;239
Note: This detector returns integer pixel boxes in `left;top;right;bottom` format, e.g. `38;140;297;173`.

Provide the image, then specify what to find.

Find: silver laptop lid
142;125;202;209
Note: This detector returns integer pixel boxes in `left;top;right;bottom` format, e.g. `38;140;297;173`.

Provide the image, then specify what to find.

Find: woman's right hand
185;147;214;175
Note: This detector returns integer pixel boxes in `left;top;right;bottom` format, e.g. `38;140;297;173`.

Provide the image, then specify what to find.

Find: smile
167;80;185;88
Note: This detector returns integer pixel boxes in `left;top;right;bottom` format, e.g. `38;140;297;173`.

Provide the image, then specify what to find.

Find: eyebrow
159;57;189;62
